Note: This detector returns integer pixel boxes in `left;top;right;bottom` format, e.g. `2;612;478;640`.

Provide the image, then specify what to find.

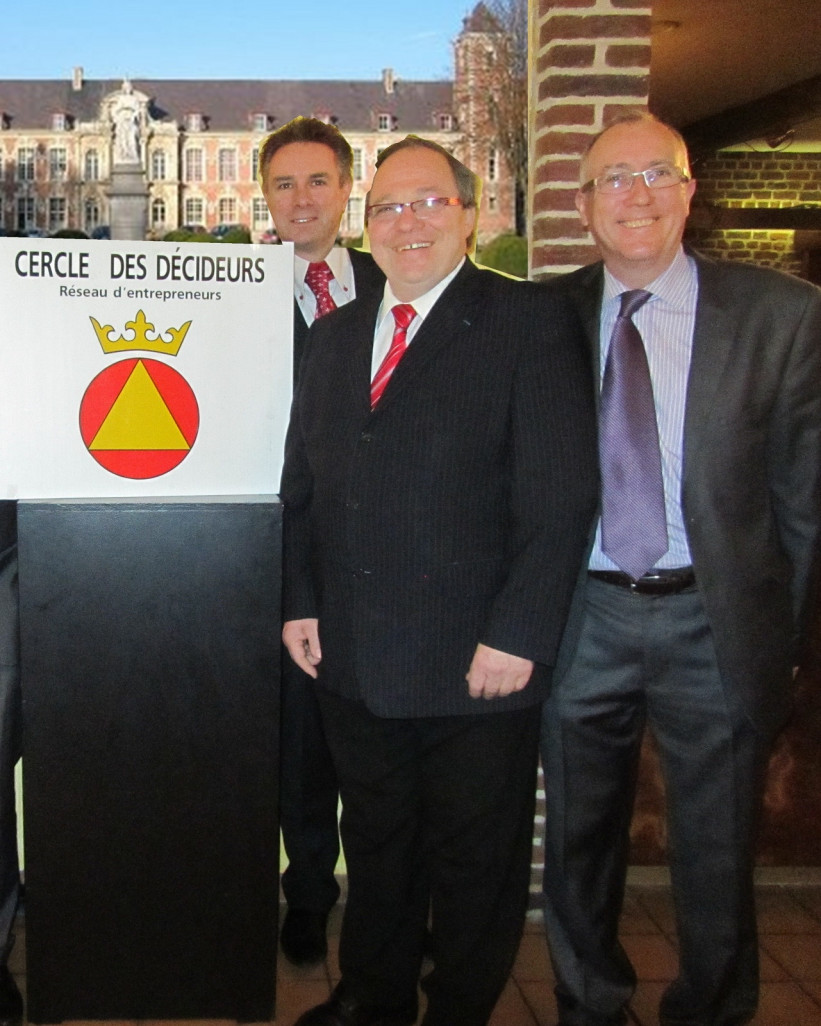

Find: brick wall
530;0;651;277
527;0;652;904
685;150;821;276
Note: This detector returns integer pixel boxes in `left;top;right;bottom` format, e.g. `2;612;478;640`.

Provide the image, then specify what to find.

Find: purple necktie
599;289;669;580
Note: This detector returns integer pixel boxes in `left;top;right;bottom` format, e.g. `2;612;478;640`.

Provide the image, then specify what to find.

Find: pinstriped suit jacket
280;259;598;718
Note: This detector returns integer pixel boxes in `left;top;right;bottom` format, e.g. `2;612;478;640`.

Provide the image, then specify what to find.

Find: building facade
0;6;515;244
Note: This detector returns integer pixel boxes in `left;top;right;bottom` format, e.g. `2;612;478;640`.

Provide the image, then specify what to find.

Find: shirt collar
294;246;353;290
603;247;695;309
377;257;466;329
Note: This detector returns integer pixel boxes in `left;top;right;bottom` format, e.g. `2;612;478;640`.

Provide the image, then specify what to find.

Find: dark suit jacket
280;259;598;718
551;251;821;732
292;248;384;385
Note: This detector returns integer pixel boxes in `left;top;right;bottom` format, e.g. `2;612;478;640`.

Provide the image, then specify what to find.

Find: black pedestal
17;498;280;1022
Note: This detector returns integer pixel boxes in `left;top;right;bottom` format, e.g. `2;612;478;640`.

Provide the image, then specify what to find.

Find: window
252;196;269;228
488;148;498;183
52;112;68;131
84;199;100;232
184;197;204;225
184;148;203;182
49;147;67;181
151;198;166;228
151;150;167;181
345;196;364;234
16;196;34;231
352;148;363;182
438;113;453;131
48;197;67;232
84;149;100;181
251;112;268;132
251;146;260;182
218;197;237;223
186;112;205;132
487;193;497;213
218;148;237;182
17;147;35;182
377;113;391;132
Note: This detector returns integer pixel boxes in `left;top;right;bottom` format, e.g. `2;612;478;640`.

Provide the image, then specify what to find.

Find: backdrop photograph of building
0;4;515;244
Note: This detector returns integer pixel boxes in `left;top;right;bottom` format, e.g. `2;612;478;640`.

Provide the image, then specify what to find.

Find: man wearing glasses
280;136;597;1026
540;112;821;1026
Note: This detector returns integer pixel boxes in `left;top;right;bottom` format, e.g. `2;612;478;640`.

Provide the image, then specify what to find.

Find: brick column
530;0;652;278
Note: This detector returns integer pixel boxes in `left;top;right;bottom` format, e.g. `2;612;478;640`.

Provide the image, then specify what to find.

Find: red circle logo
79;358;199;479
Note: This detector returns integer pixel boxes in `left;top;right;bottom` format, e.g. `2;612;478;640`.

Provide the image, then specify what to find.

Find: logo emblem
80;310;199;479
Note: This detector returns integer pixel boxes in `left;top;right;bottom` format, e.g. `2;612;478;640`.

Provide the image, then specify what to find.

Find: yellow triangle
90;360;190;451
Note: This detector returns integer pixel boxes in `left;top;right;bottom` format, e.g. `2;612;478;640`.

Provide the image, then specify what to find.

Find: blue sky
6;0;471;82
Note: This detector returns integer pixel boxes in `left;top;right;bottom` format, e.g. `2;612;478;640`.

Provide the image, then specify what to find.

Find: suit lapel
565;264;604;395
345;287;383;415
368;261;481;413
682;255;737;466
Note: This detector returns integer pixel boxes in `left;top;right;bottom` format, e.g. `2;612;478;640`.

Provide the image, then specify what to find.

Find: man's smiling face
576;119;696;288
366;146;476;302
261;141;352;262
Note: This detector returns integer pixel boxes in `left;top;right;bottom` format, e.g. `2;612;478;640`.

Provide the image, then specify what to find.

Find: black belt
588;567;696;595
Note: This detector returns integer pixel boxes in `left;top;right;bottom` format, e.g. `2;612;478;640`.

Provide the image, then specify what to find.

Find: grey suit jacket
280;260;598;718
550;250;821;732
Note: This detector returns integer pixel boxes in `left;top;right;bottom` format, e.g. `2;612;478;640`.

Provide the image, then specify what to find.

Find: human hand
466;643;533;700
283;618;322;678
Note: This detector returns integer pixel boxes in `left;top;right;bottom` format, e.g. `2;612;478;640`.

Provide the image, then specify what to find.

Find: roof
462;2;503;34
0;77;455;133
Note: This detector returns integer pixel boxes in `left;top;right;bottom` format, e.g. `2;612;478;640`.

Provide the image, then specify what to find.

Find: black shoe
280;908;330;966
0;966;23;1026
293;982;417;1026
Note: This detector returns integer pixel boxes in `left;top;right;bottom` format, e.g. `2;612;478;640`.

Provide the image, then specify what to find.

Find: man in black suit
259;117;384;965
260;117;385;383
540;112;821;1026
0;504;21;1026
280;135;597;1026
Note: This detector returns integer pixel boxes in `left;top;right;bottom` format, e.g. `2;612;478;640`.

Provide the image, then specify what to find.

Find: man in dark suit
259;117;384;965
280;136;597;1026
540;112;821;1026
0;504;21;1026
260;117;384;382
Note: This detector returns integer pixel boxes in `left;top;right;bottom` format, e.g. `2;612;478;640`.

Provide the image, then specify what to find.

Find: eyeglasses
366;196;464;223
581;163;691;194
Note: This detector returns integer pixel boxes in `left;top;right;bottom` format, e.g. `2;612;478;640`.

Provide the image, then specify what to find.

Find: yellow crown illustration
90;309;191;356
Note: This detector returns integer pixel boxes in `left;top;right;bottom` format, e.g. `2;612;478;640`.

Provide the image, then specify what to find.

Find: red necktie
304;261;337;319
370;304;416;408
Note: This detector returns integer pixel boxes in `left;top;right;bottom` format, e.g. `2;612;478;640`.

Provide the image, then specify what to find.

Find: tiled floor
8;875;821;1025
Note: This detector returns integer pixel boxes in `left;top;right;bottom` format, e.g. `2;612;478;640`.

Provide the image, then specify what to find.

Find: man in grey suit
281;136;597;1026
259;117;384;966
540;111;821;1026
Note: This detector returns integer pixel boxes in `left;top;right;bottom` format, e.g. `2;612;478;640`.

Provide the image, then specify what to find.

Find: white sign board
0;238;293;498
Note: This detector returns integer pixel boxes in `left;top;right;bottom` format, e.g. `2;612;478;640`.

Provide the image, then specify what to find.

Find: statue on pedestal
111;80;141;165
